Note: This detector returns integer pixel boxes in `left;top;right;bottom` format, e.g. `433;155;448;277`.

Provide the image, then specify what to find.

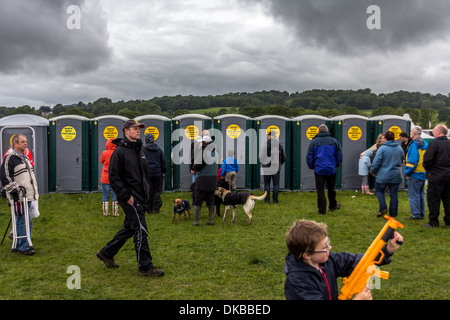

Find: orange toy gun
338;215;404;300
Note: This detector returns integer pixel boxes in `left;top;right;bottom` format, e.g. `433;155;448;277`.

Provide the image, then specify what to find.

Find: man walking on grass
96;119;164;276
306;124;342;215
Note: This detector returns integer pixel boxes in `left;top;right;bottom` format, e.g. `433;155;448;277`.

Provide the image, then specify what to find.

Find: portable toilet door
49;115;91;193
290;115;328;191
253;115;290;191
0;114;50;194
213;114;254;190
136;115;172;191
91;115;128;192
370;115;411;145
171;114;212;191
330;115;369;190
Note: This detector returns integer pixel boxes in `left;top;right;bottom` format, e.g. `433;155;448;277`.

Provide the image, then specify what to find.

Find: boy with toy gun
284;216;403;300
338;216;404;300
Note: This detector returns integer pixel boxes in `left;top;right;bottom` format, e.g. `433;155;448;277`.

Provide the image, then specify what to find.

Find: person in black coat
143;133;167;214
97;120;164;277
422;124;450;227
192;136;218;226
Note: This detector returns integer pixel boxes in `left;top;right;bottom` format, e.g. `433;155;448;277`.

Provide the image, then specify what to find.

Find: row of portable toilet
0;113;412;194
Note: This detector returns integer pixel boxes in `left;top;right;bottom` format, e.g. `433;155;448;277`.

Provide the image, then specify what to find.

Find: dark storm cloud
0;0;111;75
256;0;450;54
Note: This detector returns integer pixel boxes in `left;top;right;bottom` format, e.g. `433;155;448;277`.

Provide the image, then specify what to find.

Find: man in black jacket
144;133;167;214
96;120;164;276
192;135;218;226
422;124;450;228
260;131;286;204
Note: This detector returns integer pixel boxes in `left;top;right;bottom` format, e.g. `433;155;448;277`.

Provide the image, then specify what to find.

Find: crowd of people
1;120;448;299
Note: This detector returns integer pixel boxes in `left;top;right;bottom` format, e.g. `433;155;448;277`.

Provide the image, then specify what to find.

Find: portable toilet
135;115;172;191
91;115;128;191
253;115;291;191
49;115;91;193
290;115;328;190
0;114;49;194
171;114;213;191
213;114;254;190
370;115;411;146
330;115;370;190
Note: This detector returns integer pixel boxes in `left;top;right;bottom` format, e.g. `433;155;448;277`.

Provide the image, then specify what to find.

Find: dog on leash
214;187;267;224
173;199;191;222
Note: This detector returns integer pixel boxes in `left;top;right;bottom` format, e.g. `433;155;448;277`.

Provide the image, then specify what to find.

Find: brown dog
214;187;267;224
173;199;191;222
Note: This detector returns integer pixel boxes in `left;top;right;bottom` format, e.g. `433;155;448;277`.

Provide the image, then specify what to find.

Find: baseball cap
123;119;145;130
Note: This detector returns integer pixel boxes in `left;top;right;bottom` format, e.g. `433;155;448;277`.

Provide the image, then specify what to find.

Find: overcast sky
1;0;450;108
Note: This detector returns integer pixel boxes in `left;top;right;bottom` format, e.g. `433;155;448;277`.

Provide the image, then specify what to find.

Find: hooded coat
370;140;405;184
306;132;342;176
108;136;149;205
100;139;116;184
405;137;428;180
358;149;373;176
284;247;393;300
144;142;167;176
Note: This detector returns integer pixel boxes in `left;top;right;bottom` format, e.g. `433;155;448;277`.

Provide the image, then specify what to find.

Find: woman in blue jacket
370;131;405;217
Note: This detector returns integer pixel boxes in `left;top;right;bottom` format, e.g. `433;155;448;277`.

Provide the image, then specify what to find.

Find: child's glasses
313;238;331;254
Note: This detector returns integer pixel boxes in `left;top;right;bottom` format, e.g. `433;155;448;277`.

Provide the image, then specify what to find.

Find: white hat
198;136;212;143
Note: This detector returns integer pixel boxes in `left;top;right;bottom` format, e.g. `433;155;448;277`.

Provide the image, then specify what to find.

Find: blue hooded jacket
306;132;342;176
370;140;405;184
405;137;428;180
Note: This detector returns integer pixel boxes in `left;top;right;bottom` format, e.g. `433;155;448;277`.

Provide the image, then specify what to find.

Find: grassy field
0;189;448;300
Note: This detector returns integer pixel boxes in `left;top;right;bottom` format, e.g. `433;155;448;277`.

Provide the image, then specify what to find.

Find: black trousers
427;182;450;226
148;175;164;212
194;184;215;207
315;173;337;214
101;200;153;271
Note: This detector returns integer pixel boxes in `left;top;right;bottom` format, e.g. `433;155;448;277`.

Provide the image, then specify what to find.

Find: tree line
1;89;449;129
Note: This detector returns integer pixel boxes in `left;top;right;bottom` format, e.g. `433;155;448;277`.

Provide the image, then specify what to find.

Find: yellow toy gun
338;215;404;300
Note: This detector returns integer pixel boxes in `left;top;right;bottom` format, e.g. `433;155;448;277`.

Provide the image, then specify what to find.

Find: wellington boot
192;205;201;226
361;185;366;194
102;202;109;216
364;185;374;195
207;206;215;226
112;201;119;216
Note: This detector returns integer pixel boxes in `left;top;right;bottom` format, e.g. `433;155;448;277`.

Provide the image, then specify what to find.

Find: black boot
192;205;201;226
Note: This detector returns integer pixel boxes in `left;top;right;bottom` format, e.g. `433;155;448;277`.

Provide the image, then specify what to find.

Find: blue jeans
264;171;280;203
102;183;117;202
15;201;33;252
375;182;399;217
407;178;425;219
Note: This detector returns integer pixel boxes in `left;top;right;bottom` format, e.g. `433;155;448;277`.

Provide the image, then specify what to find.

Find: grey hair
318;124;328;133
411;126;422;136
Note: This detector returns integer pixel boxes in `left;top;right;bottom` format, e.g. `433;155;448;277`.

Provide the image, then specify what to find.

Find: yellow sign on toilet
61;126;76;141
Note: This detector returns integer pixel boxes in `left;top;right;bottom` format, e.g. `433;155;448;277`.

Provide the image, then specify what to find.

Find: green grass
0;190;448;300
